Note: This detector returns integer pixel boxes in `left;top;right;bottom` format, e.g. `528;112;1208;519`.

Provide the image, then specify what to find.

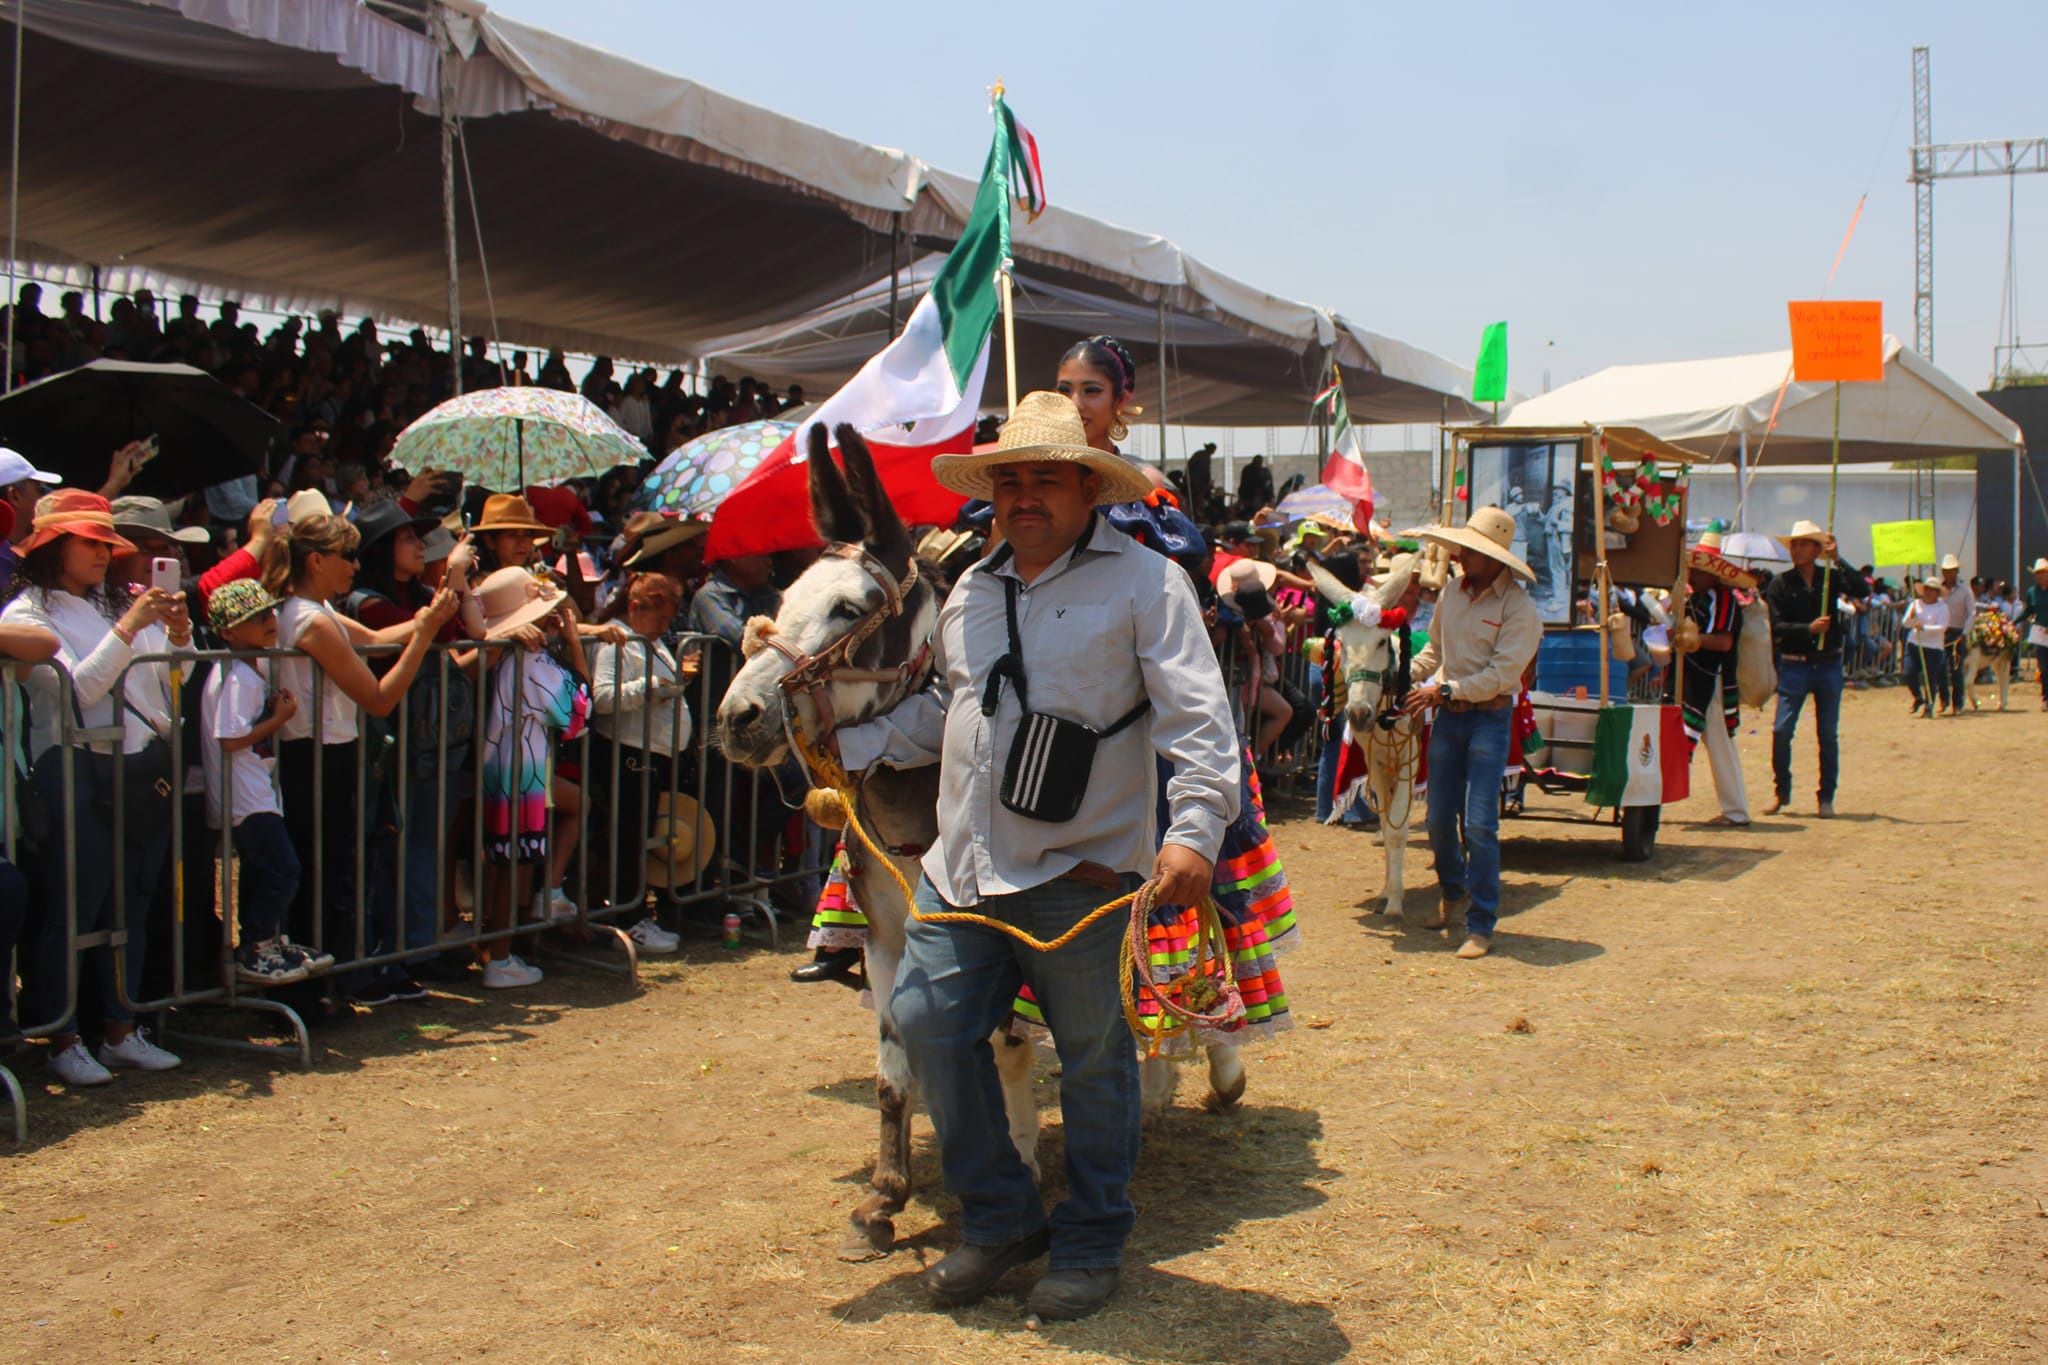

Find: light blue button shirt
838;516;1239;905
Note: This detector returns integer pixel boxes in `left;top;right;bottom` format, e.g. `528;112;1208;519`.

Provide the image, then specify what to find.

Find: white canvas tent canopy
0;0;1483;423
1502;338;2022;465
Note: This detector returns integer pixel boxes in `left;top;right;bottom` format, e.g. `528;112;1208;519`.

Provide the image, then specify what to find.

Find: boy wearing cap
202;580;335;985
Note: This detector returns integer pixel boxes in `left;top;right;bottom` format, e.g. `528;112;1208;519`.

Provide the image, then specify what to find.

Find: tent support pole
1736;430;1747;532
2015;447;2023;586
1156;299;1168;463
887;213;903;339
435;2;462;398
4;0;23;394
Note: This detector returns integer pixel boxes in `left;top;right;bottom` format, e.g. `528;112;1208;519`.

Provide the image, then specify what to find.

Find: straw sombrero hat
1687;530;1759;590
930;391;1153;505
1779;518;1831;548
645;792;717;888
623;516;707;568
1415;505;1534;582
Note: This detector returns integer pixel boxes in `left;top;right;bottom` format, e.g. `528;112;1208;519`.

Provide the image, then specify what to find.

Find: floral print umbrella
633;420;797;520
392;386;649;491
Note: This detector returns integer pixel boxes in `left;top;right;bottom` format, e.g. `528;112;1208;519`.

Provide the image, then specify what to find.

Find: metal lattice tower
1911;45;1934;362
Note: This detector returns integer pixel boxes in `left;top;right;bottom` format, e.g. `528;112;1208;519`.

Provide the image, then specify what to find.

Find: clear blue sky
492;0;2045;396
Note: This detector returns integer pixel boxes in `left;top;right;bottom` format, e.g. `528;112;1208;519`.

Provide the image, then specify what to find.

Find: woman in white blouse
0;490;193;1086
588;572;694;954
261;513;457;1007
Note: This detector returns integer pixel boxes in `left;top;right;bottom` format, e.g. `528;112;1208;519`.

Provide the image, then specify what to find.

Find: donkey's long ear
834;423;914;574
1306;560;1354;606
807;423;867;545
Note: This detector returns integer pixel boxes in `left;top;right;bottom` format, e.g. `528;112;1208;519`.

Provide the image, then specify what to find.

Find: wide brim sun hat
470;493;555;537
476;565;566;638
1415;505;1535;582
930;391;1154;506
18;490;138;557
645;792;717;887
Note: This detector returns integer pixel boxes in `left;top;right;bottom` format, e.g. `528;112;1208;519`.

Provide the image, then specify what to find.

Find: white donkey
714;427;1242;1260
1309;553;1427;922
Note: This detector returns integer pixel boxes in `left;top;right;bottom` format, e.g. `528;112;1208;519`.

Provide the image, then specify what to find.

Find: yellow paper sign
1788;301;1885;382
1867;519;1936;567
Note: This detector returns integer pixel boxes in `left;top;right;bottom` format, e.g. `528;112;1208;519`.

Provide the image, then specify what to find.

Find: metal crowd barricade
1846;601;1905;683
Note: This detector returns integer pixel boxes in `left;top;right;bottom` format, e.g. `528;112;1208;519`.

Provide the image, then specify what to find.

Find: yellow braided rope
794;724;1238;1053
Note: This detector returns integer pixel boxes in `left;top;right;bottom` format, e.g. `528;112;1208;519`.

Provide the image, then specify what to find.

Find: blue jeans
1904;641;1948;711
893;873;1143;1270
231;812;301;945
1772;655;1844;802
1425;707;1512;938
396;762;465;964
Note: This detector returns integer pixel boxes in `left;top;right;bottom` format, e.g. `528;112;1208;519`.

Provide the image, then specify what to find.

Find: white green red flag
1314;368;1374;519
705;95;1032;560
1585;704;1689;808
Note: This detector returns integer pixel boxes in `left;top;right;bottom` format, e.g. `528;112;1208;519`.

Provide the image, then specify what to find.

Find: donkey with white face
1309;553;1425;921
715;426;1041;1261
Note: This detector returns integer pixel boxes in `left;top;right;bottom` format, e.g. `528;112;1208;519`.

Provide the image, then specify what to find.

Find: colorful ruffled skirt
813;748;1298;1053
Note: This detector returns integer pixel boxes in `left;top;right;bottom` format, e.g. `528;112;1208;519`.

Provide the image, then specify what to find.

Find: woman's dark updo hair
1062;334;1138;396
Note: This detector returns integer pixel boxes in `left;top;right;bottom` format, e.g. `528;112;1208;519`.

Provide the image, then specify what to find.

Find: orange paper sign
1788;301;1884;382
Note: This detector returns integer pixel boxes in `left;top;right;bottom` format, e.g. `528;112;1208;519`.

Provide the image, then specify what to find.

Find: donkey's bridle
753;542;933;746
1343;629;1409;731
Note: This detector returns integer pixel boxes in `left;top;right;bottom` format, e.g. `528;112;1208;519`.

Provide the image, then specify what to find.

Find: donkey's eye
829;601;864;622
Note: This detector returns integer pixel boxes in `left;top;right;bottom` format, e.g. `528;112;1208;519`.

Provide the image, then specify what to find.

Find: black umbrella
0;360;279;499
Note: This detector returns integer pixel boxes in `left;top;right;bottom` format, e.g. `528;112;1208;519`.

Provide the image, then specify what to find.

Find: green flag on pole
1472;321;1508;403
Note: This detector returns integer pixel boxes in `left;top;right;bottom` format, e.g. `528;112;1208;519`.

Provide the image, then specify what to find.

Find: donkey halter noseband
755;542;932;743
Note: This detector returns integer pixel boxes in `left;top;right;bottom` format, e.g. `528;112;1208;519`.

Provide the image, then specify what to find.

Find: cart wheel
1620;804;1660;862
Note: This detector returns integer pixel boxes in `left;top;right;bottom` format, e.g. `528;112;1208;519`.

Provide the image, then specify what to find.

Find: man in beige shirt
1402;506;1542;959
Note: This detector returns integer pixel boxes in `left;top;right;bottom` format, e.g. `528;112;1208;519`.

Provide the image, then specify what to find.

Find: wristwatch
1442;680;1457;703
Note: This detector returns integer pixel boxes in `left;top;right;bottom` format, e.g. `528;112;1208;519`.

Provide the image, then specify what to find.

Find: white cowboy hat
1779;518;1830;548
1415;505;1534;582
1938;553;1961;572
2031;557;2048;574
645;792;717;888
930;391;1153;505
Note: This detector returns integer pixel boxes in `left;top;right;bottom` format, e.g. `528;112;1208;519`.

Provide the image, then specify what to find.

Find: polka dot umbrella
633;420;797;520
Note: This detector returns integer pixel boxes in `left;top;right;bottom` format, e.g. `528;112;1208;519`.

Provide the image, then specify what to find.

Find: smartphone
271;500;290;527
137;434;161;466
150;557;181;595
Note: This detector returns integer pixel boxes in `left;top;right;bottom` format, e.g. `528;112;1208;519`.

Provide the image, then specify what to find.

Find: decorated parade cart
1439;424;1699;861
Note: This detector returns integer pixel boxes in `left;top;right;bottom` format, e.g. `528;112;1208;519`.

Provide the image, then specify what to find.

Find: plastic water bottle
721;912;742;950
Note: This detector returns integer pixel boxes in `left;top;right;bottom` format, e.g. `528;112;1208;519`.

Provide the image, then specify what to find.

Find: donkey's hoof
839;1215;896;1262
1206;1070;1247;1114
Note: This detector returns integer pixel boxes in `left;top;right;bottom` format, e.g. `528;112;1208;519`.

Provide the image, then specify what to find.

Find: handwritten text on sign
1788;301;1884;383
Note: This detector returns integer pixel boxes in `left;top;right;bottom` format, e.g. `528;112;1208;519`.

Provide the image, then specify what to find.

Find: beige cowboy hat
645;792;717;888
1415;505;1534;582
916;526;975;563
1687;530;1759;590
1778;518;1831;548
2031;557;2048;574
1920;575;1945;592
930;391;1153;505
623;516;708;569
475;565;566;638
1938;553;1962;572
286;488;333;526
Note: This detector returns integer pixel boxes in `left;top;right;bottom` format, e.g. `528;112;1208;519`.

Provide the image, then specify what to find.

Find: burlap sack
1736;598;1777;708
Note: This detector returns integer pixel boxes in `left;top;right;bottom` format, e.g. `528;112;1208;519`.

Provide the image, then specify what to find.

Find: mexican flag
1313;370;1374;517
705;95;1033;561
1585;704;1689;808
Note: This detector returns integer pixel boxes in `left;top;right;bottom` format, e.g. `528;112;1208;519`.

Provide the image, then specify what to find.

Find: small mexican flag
705;93;1031;560
1313;368;1374;516
1586;704;1689;808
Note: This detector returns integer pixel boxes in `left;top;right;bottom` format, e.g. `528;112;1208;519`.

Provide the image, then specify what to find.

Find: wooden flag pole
1000;269;1018;418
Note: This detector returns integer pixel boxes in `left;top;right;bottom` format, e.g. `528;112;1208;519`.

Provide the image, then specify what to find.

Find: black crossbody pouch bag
982;571;1148;823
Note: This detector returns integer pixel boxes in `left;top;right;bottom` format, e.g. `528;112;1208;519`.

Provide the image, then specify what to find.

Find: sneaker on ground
279;935;336;974
628;917;680;954
236;938;311;987
482;955;544;989
98;1028;182;1072
50;1040;114;1086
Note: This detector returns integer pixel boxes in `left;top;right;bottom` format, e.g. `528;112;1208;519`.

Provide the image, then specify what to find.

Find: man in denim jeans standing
837;394;1238;1323
1401;508;1542;961
1762;520;1868;816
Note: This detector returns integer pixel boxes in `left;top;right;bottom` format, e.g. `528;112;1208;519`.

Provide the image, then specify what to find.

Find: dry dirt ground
5;687;2047;1363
